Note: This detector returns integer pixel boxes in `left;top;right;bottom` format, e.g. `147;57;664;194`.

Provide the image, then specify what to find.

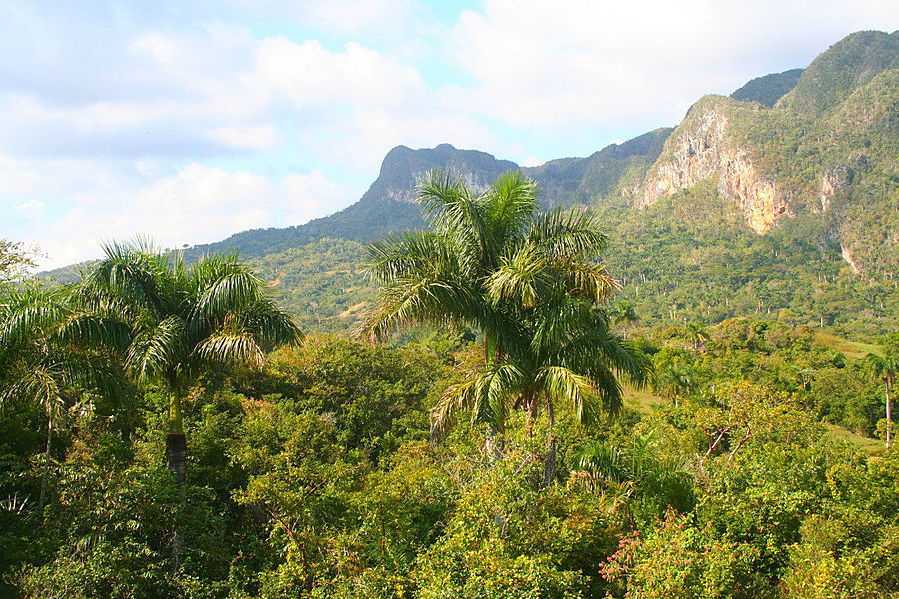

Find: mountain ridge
43;29;898;283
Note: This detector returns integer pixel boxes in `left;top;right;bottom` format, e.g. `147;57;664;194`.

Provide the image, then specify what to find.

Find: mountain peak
363;144;519;205
777;29;899;114
731;68;803;107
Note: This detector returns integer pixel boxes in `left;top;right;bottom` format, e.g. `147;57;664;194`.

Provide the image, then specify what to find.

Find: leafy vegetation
5;29;899;599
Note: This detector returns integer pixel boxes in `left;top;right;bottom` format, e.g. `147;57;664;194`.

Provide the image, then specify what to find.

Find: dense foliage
7;30;899;597
2;321;897;597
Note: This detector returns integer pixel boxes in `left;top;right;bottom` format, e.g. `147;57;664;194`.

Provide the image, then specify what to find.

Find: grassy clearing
624;383;884;456
824;423;885;456
623;384;664;412
815;331;881;359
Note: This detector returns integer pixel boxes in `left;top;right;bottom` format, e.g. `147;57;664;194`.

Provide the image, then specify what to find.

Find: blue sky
1;0;897;268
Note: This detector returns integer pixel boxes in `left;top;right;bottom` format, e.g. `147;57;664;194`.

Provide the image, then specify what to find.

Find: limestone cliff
638;99;789;234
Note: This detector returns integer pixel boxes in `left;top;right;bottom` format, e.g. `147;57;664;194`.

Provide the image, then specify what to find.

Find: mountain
186;33;896;274
182;144;517;261
639;30;898;275
730;68;803;107
522;128;672;206
182;134;671;261
777;30;899;115
41;30;898;336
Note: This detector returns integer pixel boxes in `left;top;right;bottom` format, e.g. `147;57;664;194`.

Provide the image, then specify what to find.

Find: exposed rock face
639;109;789;234
818;166;850;213
841;243;861;274
362;144;519;206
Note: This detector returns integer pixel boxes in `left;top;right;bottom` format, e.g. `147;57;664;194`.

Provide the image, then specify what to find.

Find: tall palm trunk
166;386;187;494
166;384;186;570
886;376;892;449
484;333;503;460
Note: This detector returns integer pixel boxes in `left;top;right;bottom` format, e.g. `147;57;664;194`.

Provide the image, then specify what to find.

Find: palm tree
866;351;896;449
684;322;709;351
609;300;639;338
75;241;301;487
435;306;649;485
0;285;127;511
364;169;650;481
574;432;693;519
363;169;547;361
654;363;695;408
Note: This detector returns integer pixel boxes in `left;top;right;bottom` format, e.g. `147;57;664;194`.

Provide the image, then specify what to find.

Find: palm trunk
886;377;892;449
38;415;52;513
166;385;186;570
485;425;504;461
166;386;187;494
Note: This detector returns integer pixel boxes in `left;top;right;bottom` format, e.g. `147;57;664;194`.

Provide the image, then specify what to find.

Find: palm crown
73;240;301;481
363;170;650;483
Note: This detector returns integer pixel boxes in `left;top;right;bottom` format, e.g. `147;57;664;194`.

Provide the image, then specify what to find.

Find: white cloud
0;159;357;269
257;37;425;109
207;125;281;150
446;0;899;131
15;199;45;220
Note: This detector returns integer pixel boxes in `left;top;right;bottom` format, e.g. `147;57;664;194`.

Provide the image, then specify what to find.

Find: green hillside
778;30;899;115
730;67;803;107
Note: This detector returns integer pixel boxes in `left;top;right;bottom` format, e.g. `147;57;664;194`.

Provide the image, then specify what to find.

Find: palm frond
241;299;303;347
125;315;186;384
188;263;264;338
192;332;265;370
0;286;65;349
432;362;522;436
364;231;461;283
59;314;133;353
530;207;609;260
482;170;538;253
538;365;604;425
486;243;546;308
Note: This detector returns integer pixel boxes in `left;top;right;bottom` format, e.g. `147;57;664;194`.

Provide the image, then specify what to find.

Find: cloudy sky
2;1;897;268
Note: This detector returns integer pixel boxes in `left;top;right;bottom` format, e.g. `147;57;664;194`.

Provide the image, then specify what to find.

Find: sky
1;1;897;269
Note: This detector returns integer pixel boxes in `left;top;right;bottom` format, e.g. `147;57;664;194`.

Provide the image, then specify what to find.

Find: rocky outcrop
817;166;850;213
362;144;518;205
639;108;789;234
841;243;861;274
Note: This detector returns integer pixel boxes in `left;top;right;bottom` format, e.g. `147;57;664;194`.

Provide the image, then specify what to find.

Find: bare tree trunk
485;425;504;461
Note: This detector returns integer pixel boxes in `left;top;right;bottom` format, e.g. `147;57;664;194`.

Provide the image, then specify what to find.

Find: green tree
865;342;897;449
654;363;696;407
76;241;301;487
685;321;710;351
0;239;36;286
610;299;639;338
365;170;649;482
0;284;127;511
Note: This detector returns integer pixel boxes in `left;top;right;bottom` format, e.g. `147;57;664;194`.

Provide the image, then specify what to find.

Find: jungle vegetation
2;167;898;598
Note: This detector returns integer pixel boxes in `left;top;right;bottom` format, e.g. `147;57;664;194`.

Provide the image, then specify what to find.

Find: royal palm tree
364;170;650;481
74;241;301;487
685;322;709;351
654;363;696;408
609;300;639;338
866;350;896;449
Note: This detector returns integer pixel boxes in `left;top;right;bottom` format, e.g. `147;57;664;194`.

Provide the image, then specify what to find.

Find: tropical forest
1;20;898;599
